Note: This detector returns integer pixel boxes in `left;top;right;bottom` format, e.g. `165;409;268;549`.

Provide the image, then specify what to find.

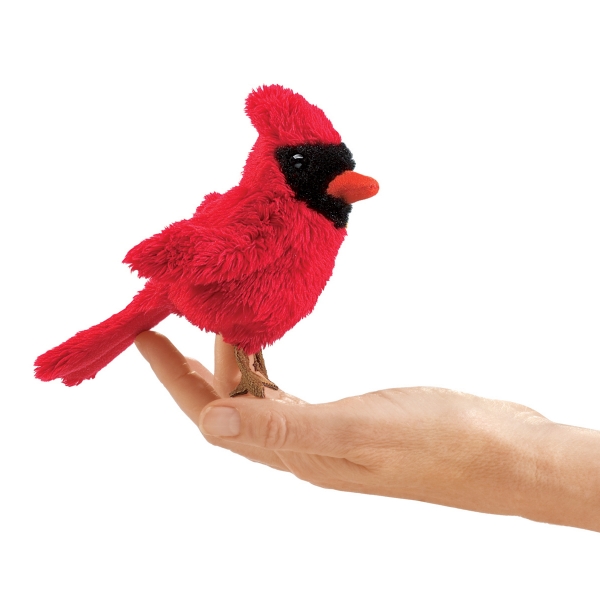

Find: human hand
135;331;600;532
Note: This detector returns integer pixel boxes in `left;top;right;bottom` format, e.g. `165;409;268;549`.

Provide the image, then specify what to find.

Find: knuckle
259;410;289;450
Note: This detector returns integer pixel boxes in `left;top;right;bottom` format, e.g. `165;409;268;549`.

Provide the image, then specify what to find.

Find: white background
1;1;599;598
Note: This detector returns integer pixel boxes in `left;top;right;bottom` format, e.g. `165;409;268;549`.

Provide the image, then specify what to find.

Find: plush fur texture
34;85;355;386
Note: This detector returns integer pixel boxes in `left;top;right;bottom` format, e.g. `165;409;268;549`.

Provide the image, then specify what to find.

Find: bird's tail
34;284;173;386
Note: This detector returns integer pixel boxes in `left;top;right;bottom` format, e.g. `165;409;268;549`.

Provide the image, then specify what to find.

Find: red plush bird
35;85;379;397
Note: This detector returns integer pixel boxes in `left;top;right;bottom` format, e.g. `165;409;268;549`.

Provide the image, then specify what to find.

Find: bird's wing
123;220;199;282
124;208;287;285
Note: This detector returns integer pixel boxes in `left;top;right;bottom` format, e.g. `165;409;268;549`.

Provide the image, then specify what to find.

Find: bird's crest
245;85;341;146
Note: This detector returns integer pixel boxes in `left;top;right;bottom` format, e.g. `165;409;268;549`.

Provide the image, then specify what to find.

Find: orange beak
327;171;379;204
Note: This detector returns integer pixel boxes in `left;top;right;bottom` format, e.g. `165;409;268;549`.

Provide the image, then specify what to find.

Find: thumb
199;398;355;458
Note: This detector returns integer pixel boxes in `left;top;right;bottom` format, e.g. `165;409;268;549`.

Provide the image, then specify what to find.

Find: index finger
135;331;220;426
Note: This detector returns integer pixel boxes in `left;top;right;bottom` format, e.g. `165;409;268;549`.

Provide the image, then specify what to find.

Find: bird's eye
292;154;304;169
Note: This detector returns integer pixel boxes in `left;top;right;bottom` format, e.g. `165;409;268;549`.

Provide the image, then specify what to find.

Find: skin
135;331;600;532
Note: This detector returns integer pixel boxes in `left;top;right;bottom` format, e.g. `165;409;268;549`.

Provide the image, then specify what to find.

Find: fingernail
201;407;241;437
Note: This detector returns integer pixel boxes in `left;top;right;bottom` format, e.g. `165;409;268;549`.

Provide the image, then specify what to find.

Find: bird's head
241;85;378;228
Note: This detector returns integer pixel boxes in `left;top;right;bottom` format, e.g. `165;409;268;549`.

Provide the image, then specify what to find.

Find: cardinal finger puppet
35;85;379;397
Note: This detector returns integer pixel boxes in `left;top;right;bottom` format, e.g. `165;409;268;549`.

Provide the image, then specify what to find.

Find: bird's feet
230;347;278;398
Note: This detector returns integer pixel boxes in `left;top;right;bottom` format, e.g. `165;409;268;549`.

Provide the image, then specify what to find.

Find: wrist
517;420;600;531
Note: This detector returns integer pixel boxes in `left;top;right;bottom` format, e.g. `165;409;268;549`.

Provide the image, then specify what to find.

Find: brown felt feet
230;347;279;398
